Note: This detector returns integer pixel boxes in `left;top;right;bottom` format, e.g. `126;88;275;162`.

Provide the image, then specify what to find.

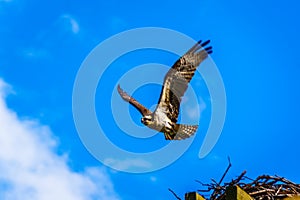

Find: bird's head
141;115;153;125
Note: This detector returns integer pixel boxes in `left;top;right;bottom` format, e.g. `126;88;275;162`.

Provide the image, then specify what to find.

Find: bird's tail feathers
165;124;198;140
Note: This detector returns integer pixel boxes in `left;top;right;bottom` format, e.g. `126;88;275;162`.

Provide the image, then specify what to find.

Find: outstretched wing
154;40;212;123
117;85;152;117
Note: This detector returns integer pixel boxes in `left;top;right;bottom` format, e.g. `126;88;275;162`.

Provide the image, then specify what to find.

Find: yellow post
185;192;206;200
226;185;253;200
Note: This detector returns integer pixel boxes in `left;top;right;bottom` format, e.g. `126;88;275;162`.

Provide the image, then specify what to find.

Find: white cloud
185;104;200;120
0;79;120;200
185;96;207;120
22;47;49;59
61;14;80;34
104;158;152;171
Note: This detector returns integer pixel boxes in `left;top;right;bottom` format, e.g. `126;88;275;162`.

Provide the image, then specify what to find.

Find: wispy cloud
21;47;49;59
184;96;207;120
104;158;152;171
61;14;80;34
185;104;200;120
18;14;80;60
0;79;120;200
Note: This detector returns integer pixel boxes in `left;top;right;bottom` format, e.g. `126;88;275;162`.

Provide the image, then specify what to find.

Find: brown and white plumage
118;40;212;140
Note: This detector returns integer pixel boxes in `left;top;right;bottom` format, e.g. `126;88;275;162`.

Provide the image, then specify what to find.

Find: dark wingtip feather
207;50;213;54
204;46;212;51
197;40;202;44
201;40;211;47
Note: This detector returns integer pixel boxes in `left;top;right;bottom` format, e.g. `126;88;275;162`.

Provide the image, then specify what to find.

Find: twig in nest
218;157;232;185
275;185;283;196
232;170;247;185
195;180;212;187
209;157;232;199
168;188;182;200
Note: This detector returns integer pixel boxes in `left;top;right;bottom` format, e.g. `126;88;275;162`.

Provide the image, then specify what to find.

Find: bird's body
117;40;212;140
146;107;173;134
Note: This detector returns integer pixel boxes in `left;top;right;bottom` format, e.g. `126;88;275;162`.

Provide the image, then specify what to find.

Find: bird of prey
117;40;212;140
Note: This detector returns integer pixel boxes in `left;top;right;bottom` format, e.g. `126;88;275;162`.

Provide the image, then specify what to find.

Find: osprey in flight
117;40;212;140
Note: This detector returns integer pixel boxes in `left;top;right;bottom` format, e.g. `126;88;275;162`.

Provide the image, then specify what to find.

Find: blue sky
1;0;300;199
